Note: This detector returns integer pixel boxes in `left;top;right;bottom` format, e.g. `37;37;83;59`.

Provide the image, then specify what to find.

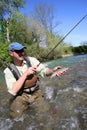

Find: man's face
9;49;25;61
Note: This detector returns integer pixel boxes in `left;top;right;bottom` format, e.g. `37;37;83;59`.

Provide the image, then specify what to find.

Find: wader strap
8;64;20;80
24;57;31;67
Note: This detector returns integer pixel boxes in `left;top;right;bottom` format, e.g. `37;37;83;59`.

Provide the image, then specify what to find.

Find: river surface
0;54;87;130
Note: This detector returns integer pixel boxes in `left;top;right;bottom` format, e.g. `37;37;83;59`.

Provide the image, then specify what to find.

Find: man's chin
19;57;24;61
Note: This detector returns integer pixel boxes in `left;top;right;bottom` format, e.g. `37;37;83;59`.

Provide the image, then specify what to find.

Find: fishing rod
45;14;87;58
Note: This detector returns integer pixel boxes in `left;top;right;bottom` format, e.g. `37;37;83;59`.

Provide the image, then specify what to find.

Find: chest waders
8;57;38;95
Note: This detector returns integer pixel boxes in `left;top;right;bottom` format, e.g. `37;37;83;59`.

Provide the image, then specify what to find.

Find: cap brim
16;46;26;50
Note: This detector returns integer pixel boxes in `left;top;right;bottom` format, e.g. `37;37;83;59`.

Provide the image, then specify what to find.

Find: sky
21;0;87;46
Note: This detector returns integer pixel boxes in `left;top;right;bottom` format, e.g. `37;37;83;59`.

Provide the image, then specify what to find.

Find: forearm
11;71;28;95
46;66;62;76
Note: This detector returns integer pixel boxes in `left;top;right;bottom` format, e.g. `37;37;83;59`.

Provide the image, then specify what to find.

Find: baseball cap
8;42;26;51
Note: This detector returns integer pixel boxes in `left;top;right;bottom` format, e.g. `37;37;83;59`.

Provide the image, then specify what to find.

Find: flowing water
0;54;87;130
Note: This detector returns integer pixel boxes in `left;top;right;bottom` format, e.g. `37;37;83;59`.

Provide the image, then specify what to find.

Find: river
0;54;87;130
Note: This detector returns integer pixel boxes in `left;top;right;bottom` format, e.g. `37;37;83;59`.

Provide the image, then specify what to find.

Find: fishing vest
8;57;38;91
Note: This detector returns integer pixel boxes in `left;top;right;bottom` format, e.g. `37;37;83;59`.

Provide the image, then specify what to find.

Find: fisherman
4;42;67;118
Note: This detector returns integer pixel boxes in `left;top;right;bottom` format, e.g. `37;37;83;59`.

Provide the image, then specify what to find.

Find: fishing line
45;14;87;58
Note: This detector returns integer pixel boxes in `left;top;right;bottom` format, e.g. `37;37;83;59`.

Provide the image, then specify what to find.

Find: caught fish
50;67;68;78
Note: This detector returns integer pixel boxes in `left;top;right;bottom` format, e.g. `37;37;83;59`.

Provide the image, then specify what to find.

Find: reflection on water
0;54;87;130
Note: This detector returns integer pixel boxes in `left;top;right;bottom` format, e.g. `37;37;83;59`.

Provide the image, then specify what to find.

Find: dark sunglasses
13;49;24;53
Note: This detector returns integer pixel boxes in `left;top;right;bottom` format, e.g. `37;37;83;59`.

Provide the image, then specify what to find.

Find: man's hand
26;63;40;76
51;67;68;78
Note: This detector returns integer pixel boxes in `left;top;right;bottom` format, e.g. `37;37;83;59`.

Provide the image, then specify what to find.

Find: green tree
0;0;26;42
